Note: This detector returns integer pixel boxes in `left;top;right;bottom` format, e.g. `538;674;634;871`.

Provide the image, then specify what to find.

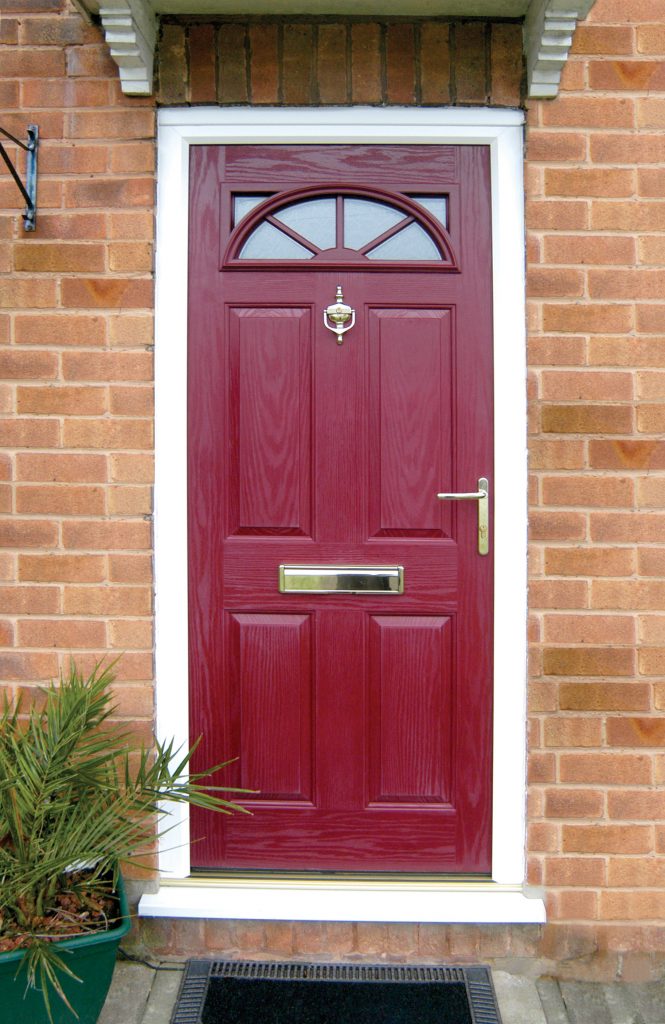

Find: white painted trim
140;880;546;924
525;0;597;99
147;106;536;924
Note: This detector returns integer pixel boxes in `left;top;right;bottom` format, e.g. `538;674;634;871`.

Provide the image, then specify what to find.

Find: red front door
188;145;494;873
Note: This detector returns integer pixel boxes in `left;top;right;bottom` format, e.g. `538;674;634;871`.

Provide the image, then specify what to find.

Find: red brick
62;520;150;551
608;791;665;820
218;23;248;105
15;242;105;273
545;788;604;819
455;22;487;103
527;200;589;232
490;22;522;106
64;179;152;209
530;440;585;470
0;419;60;448
0;279;57;310
544;547;634;577
541;405;633;434
591;513;665;543
0;519;58;548
560;753;652;785
593;579;665;611
110;619;153;649
542;476;633;508
17;386;107;416
0;586;59;614
543;646;634;677
65;44;117;78
16;485;105;516
542;303;633;334
544;857;606;887
63;418;152;450
189;25;217;103
63;586;152;616
0;47;65;77
560;683;650;712
282;23;315;105
61;278;153;309
529;511;586;541
351;24;381;104
0;652;59;681
108;485;151;515
62;352;152;382
0;350;58;380
249;24;279;104
39;147;108;176
573;24;634;55
607;717;665;747
17;619;106;649
608;860;665;888
157;24;187;104
316;23;348;105
16;454;107;484
591;132;665;164
592;200;665;232
529;580;588;609
66;110;155;141
420;23;450;105
14;314;106;347
589;440;665;470
546;168;635;199
544;614;634;645
540;96;635;128
544;717;603;747
386;23;415;104
563;825;652;855
109;144;155;175
528;267;585;298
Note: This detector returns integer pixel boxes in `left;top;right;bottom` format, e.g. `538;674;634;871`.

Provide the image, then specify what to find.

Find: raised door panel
230;612;313;803
228;307;312;536
368;308;452;539
368;615;452;806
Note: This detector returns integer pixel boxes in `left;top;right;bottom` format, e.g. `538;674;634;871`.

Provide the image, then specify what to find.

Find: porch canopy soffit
76;0;596;100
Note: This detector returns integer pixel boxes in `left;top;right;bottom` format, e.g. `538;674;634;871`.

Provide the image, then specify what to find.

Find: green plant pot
0;874;131;1024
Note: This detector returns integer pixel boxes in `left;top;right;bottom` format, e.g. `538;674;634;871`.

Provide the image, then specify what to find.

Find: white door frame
142;106;544;924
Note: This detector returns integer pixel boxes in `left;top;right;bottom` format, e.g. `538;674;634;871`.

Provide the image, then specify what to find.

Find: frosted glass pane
239;222;314;259
367;222;441;261
411;196;447;227
273;198;336;249
234;195;269;225
344;199;406;250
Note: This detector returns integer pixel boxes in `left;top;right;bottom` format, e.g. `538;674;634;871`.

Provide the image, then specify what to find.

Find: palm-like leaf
0;663;249;1018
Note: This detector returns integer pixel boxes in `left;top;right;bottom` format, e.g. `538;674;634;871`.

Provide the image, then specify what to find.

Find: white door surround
141;106;544;925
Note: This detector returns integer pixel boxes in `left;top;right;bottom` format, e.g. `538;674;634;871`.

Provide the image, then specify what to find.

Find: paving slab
141;967;186;1024
537;978;571;1024
98;962;155;1024
493;971;548;1023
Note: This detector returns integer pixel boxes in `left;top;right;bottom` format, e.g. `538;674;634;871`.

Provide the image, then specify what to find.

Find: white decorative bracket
525;0;597;99
99;0;157;96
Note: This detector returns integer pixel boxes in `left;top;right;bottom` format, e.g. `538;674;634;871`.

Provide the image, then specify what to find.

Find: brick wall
0;0;156;742
3;0;665;979
526;0;665;975
155;17;523;107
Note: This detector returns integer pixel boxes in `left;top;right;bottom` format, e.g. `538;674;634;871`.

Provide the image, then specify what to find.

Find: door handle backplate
437;477;489;556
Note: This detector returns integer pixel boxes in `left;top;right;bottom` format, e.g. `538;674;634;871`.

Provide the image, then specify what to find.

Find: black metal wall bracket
0;125;39;232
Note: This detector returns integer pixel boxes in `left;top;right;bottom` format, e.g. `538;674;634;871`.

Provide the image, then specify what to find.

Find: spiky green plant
0;662;248;1019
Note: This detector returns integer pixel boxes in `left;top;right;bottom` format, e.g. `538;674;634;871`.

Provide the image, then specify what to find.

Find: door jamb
144;106;543;924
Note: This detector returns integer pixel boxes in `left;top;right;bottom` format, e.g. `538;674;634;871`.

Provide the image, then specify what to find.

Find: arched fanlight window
223;187;459;271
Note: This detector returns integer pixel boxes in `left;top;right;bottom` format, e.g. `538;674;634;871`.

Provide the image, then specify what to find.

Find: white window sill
138;877;545;924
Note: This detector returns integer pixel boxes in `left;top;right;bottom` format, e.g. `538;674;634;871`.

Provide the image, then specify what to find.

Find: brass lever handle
437;477;489;556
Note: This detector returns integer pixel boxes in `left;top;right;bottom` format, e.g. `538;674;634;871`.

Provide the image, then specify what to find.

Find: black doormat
171;960;503;1024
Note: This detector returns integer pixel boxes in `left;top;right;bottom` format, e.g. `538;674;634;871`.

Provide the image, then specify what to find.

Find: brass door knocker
323;286;355;345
